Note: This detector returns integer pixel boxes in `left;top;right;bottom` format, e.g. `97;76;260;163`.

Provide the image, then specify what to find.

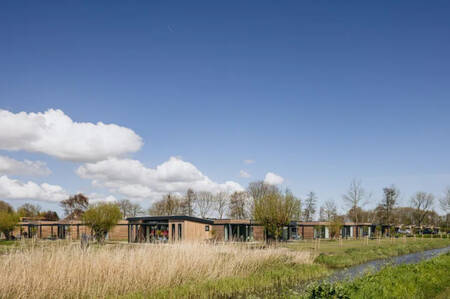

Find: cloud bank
264;172;284;185
0;155;51;176
77;157;244;200
0;109;143;162
0;175;68;202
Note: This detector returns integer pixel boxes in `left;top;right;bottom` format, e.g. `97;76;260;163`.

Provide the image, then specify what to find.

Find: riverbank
303;252;450;299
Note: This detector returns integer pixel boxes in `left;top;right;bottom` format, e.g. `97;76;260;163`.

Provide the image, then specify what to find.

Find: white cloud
244;159;255;164
0;175;68;202
264;172;284;185
239;170;251;178
0;109;143;162
0;155;51;176
77;157;244;200
87;193;118;204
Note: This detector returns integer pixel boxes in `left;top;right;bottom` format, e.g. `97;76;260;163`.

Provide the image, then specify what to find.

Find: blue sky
1;1;449;215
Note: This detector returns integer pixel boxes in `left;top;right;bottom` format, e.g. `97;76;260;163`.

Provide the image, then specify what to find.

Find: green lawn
303;252;450;299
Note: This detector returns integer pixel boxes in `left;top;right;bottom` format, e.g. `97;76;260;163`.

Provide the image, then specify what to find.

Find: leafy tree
253;188;297;241
17;203;41;218
410;192;434;227
228;191;248;219
329;216;344;239
0;200;14;213
60;193;89;219
0;211;19;240
83;202;122;242
303;192;317;221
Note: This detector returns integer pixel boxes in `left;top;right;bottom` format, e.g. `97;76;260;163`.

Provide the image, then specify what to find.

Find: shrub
82;202;122;242
0;211;19;240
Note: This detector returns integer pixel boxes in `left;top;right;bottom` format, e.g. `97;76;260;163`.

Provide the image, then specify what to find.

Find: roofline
126;215;214;225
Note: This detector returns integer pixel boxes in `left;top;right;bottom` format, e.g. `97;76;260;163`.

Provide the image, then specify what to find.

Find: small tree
253;189;297;242
0;211;19;240
329;216;344;239
83;203;122;242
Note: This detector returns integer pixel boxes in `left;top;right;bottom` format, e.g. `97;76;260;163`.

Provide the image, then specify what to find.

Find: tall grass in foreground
0;242;314;299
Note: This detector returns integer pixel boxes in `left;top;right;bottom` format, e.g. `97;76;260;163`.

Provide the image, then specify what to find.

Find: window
205;225;210;231
178;223;182;240
171;224;175;241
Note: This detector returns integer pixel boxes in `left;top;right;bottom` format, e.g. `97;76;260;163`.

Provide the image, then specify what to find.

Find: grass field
303;252;450;299
0;238;448;298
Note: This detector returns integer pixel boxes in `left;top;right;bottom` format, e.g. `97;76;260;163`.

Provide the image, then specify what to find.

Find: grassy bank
287;238;450;268
303;252;450;299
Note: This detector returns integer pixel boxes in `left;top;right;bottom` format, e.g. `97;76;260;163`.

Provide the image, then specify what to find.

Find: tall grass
0;242;315;299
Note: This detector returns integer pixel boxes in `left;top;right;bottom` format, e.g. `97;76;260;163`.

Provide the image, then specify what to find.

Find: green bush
83;202;122;242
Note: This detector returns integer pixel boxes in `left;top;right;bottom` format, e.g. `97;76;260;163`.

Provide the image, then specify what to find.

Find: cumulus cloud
87;193;118;204
0;109;143;162
264;172;284;185
244;159;255;164
0;155;51;176
239;170;251;178
77;157;244;200
0;175;68;202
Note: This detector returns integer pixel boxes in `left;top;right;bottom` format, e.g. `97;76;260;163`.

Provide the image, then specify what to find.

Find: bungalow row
10;216;387;242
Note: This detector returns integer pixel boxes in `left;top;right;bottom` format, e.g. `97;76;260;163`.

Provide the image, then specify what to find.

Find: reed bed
0;242;314;298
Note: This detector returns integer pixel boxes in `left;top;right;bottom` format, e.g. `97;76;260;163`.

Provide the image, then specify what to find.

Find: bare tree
195;191;214;218
117;199;133;218
130;202;144;217
410;192;434;227
228;191;249;219
214;192;229;219
180;188;196;216
319;200;337;221
303;191;317;221
247;181;278;217
60;194;89;219
148;194;182;216
17;203;41;218
342;179;366;224
380;186;399;225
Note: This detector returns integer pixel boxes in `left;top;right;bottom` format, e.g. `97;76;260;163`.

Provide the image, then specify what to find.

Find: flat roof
126;215;214;224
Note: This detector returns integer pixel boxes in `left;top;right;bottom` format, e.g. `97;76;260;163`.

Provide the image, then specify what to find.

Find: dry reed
0;241;314;298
